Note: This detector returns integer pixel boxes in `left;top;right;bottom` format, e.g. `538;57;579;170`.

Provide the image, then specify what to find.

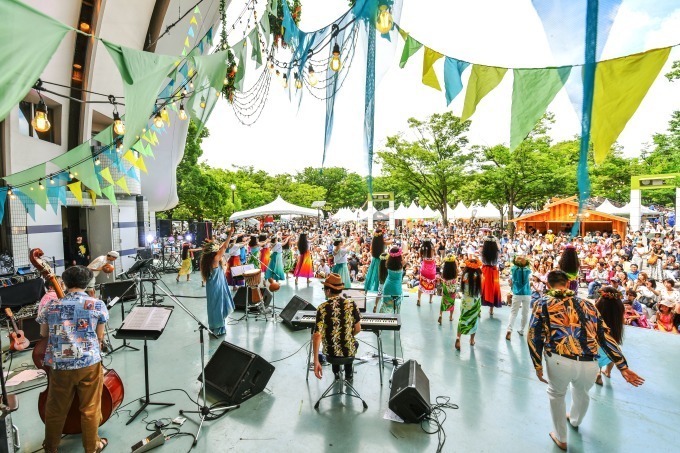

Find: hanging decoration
269;0;301;47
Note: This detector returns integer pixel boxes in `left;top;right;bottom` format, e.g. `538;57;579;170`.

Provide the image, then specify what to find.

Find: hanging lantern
179;103;188;120
294;73;302;90
308;65;318;86
112;111;125;135
153;112;164;128
32;99;51;133
200;97;206;109
281;74;288;89
375;5;393;34
329;43;342;72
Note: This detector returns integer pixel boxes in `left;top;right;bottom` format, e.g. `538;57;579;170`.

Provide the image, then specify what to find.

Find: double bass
30;248;124;434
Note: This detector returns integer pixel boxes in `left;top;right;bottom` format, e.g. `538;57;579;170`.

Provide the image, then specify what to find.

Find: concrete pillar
367;200;374;231
630;189;641;233
388;200;395;232
675;188;680;232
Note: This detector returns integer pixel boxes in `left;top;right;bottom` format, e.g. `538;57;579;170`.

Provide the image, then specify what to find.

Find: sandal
454;339;460;350
549;432;567;451
438;315;442;325
505;331;511;341
595;373;603;386
96;438;109;452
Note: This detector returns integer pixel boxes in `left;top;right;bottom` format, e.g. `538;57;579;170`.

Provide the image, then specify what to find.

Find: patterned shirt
315;296;361;358
527;291;628;372
36;291;109;371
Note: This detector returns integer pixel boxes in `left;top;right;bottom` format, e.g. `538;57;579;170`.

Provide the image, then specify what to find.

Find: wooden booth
511;196;628;236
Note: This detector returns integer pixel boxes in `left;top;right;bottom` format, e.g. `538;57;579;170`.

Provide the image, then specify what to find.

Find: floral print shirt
315;296;361;357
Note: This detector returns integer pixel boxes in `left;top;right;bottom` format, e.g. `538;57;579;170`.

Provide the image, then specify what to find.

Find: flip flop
96;438;108;452
595;374;603;386
549;432;567;451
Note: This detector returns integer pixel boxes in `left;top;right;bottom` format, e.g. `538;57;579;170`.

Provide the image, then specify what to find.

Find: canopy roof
394;203;409;219
450;201;471;219
230;196;318;221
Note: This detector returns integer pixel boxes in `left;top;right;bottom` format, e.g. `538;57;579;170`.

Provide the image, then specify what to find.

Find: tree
636;110;680;206
666;60;680;81
377;112;473;224
296;167;366;209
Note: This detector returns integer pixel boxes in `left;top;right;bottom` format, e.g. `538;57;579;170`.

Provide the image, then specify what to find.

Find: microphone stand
152;284;239;446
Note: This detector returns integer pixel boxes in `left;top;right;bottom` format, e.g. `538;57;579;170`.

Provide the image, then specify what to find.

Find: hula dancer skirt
332;262;351;288
419;259;437;294
283;249;295;274
294;251;314;279
440;281;457;312
178;258;192;276
458;295;481;335
363;257;380;292
260;248;271;273
227;256;242;286
481;264;502;308
265;251;285;281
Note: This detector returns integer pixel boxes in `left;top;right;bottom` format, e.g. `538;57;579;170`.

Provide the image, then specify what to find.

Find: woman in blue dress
200;229;235;336
265;236;286;281
380;247;404;313
364;230;387;294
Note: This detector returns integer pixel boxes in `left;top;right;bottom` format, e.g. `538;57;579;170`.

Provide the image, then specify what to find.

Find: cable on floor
420;396;460;453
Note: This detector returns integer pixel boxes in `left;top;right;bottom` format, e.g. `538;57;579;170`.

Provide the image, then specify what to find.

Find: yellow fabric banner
591;47;671;163
99;167;114;185
115;177;130;195
134;156;148;174
422;48;444;91
68;181;83;204
123;150;137;165
461;65;508;121
87;189;97;206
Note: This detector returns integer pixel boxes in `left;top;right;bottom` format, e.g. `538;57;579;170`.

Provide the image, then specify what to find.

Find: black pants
329;342;358;379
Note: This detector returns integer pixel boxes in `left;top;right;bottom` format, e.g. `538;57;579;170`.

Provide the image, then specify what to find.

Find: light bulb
94;157;101;166
178;104;187;120
375;5;393;34
39;181;44;190
224;76;229;85
8;188;14;199
30;187;34;191
153;112;164;128
330;43;342;72
116;141;123;153
308;65;318;86
50;176;55;185
294;73;302;90
189;81;194;89
200;97;206;109
281;74;288;89
32;100;51;133
68;169;74;180
112;111;125;135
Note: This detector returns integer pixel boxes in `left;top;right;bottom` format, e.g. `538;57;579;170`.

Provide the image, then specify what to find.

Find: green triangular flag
461;65;508;122
399;34;422;69
101;185;117;205
249;28;262;68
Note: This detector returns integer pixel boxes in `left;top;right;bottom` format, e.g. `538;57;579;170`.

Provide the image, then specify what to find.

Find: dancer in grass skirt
481;236;502;316
438;256;458;324
418;239;437;306
456;257;483;351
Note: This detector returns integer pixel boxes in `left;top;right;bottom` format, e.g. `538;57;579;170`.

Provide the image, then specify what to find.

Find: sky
201;0;680;176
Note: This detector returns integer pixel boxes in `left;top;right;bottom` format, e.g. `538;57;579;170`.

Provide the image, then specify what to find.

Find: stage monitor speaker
199;341;275;405
100;280;137;301
233;287;272;311
280;296;315;331
193;221;212;246
158;219;172;238
389;359;432;423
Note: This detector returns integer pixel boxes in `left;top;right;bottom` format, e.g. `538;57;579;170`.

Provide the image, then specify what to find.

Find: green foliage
296;167;366;209
377;112;473;224
666;60;680;81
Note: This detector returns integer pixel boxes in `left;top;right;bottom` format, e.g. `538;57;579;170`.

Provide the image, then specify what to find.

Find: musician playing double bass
36;265;110;453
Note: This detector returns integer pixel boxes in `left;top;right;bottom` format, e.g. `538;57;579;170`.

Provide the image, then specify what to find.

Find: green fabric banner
101;185;117;206
93;126;113;146
189;51;230;135
232;39;247;91
103;41;176;153
51;142;102;195
0;0;71;123
399;34;423;69
260;10;271;47
249;28;262;68
4;164;47;210
591;47;671;163
461;65;508;122
510;66;571;150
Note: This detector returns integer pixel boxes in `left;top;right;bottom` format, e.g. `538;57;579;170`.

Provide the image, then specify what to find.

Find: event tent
472;202;502;219
595;199;620;215
422;206;438;218
450;201;472;220
596;200;660;217
393;203;409;220
230;195;318;221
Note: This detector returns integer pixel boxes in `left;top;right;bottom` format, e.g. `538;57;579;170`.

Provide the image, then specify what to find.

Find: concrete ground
8;272;678;452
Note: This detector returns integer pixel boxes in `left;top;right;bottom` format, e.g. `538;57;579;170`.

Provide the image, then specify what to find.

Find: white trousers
544;353;599;443
506;294;531;333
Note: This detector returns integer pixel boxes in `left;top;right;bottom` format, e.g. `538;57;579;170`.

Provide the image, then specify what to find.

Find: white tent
422;206;438;218
450;201;471;220
405;201;425;219
596;199;619;215
474;202;502;219
230;195;318;221
615;203;660;216
394;203;409;220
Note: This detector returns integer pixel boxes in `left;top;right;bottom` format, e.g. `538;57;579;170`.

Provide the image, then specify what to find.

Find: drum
243;269;262;288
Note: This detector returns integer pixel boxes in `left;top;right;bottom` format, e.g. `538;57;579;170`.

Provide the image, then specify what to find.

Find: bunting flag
126;167;140;182
93;126;113;146
103;42;177;153
101;185;117;205
68;181;83;204
190;16;198;25
260;9;271;46
72;156;101;196
0;0;71;123
399;33;422;68
590;47;671;163
189;50;230;134
443;57;470;106
14;189;36;220
0;188;7;224
422;48;444;91
249;27;262;68
122;150;137;165
134;156;148;174
461;65;508;122
49;142;98;195
3;164;48;211
510;66;571;150
99;167;115;185
115;177;130;195
24;181;48;210
232;39;247;92
87;189;97;206
46;186;67;213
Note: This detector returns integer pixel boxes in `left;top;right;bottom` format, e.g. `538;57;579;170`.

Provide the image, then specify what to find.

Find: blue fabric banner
443;57;470;106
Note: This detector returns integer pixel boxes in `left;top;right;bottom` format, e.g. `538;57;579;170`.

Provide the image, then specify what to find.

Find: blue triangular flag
0;188;7;224
188;26;195;38
443;57;470;106
13;189;36;220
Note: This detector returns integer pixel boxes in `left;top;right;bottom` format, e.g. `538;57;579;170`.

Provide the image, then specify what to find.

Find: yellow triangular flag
591;47;671;163
149;131;159;146
135;156;148;174
398;27;408;41
87;189;97;206
123;150;137;165
461;65;508;121
161;109;170;125
422;48;444;91
68;181;83;204
142;131;152;144
188;68;194;77
190;16;198;25
115;177;130;195
184;36;190;47
99;167;115;185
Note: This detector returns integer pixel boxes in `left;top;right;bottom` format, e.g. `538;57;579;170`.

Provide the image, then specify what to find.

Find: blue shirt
627;271;639;281
36;291;109;371
511;266;532;295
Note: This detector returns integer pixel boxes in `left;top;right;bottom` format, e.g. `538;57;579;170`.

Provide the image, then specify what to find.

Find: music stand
151;285;239;445
101;280;139;354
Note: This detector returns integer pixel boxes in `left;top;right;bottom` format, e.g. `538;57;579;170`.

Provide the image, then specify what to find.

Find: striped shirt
527;291;628;372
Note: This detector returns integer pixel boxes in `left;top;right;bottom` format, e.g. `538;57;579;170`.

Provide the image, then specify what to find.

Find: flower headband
202;240;220;254
379;252;389;261
373;230;383;237
444;255;457;263
598;289;623;301
464;258;482;269
389;248;403;258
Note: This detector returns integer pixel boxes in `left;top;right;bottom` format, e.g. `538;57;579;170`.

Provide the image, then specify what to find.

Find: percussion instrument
267;278;280;292
243;269;263;303
102;263;114;274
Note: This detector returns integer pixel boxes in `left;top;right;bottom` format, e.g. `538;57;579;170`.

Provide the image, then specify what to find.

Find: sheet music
121;307;172;331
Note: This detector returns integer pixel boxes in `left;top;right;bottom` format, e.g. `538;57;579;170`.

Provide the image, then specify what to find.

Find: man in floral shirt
36;265;109;453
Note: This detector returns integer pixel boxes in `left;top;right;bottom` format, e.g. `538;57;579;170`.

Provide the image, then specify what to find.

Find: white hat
107;251;120;258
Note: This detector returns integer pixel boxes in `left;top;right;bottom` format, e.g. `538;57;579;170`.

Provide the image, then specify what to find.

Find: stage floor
9;273;678;452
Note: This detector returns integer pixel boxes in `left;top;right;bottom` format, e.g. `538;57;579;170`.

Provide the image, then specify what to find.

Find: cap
107;251;120;258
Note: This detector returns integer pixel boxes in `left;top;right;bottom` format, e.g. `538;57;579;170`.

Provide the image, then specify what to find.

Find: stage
10;274;677;452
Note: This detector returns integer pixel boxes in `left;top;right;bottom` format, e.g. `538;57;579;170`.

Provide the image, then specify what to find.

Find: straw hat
322;273;344;291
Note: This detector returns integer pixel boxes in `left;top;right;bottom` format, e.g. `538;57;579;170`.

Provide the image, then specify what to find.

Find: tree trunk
508;198;516;237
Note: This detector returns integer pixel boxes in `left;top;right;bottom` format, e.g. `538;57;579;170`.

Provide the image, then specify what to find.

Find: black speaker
233;287;272;311
193;221;213;245
199;341;275;404
389;359;431;423
19;316;42;346
280;296;315;330
158;219;172;238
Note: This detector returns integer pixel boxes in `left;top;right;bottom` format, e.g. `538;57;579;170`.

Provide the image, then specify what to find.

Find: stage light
146;233;154;243
32;99;51;133
185;234;192;242
330;43;342;72
112;111;125;135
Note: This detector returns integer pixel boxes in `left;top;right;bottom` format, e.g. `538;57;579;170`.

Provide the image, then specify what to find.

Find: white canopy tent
230;195;318;221
615;203;660;216
450;201;471;220
404;201;426;219
474;202;502;219
393;203;409;220
595;199;620;215
422;206;438;219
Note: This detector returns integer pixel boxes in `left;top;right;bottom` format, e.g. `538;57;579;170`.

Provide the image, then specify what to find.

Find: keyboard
291;310;401;331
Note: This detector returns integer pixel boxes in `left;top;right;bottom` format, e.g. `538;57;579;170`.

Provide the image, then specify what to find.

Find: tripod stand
152;285;239;445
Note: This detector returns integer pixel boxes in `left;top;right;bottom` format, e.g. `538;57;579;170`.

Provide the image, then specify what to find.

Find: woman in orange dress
480;236;502;316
